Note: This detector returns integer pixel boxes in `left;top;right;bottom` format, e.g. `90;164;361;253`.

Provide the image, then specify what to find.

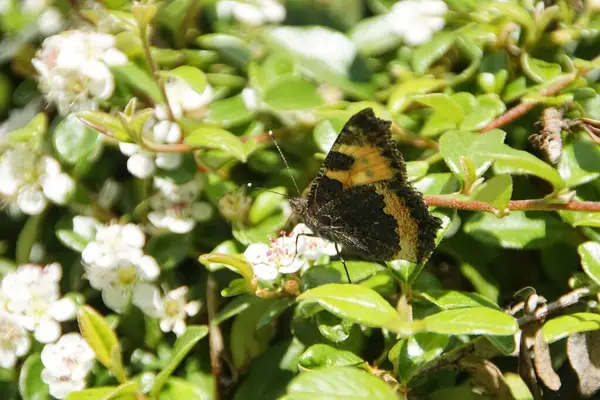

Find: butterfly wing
305;108;440;263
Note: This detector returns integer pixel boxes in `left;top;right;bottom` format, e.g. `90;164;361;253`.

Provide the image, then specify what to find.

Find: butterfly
289;108;441;280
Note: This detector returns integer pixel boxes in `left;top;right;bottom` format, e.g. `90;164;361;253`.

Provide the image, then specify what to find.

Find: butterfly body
290;108;441;264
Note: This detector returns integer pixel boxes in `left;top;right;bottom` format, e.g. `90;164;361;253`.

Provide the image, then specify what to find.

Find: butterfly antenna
246;183;289;199
267;130;301;196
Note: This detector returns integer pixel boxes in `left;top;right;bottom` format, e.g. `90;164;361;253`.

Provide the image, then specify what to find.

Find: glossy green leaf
112;63;162;102
349;15;401;56
199;253;254;282
543;313;600;343
480;142;565;191
298;344;364;370
16;213;44;265
406;161;429;182
65;382;138;400
159;377;209;400
459;94;506;131
314;117;345;153
412;32;456;74
248;186;287;225
387;77;444;114
578;242;600;285
287;367;398;400
151;325;208;396
557;138;600;188
196;34;250;67
76;111;130;142
413;93;464;123
471;174;513;211
19;353;49;400
520;54;562;83
205;94;254;128
439;129;505;182
78;306;120;370
464;211;572;249
413;173;459;195
264;77;324;111
420;290;500;310
423;307;518;335
298;284;408;333
53;115;102;165
231;301;277;370
185;126;247;162
160;65;207;94
395;333;449;383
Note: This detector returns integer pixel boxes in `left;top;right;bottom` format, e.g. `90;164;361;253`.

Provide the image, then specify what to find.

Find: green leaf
459;94;506;131
65;382;138;400
205;94;255;128
439;129;505;182
313;117;345;153
542;313;600;343
413;173;459;195
302;261;388;288
112;63;162;102
420;290;500;310
199;253;254;282
160;377;210;400
19;353;49;400
55;216;98;253
287;367;397;400
413;93;464;123
395;333;449;383
160;65;207;94
16;213;44;265
196;34;250;67
248;186;287;225
557;138;600;188
146;233;191;270
298;284;408;333
349;15;402;56
387;77;444;114
578;242;600;286
479;142;566;191
412;32;456;74
231;301;277;370
53;115;102;165
185;126;247;162
264;77;324;111
76;111;130;142
406;161;429;182
78;306;120;371
520;54;562;83
151;325;208;396
264;26;372;100
298;344;364;370
471;174;513;211
423;307;518;336
464;211;571;249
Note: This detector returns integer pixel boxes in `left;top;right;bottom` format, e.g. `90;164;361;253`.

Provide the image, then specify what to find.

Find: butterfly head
289;196;308;218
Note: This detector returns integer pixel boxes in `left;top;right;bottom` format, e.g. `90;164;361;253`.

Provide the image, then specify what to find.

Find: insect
288;108;441;281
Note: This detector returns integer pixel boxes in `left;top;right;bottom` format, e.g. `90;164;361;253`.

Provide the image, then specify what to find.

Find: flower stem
424;195;600;213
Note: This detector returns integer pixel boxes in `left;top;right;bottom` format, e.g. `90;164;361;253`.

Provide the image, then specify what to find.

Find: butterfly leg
335;242;352;284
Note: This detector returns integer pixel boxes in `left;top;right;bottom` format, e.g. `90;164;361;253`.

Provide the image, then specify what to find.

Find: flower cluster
148;176;213;234
32;30;128;115
0;263;77;370
244;224;336;282
81;222;160;314
0;142;75;215
119;79;213;179
216;0;286;26
41;333;95;399
0;0;64;35
387;0;448;46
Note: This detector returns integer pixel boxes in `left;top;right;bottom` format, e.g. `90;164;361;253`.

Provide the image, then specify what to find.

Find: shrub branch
424;196;600;213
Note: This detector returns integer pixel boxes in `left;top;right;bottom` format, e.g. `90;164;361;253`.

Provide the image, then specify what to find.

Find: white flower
41;333;95;399
38;7;64;35
0;311;31;369
119;120;184;179
1;263;76;343
0;143;75;215
32;30;127;115
291;224;337;260
157;80;214;120
387;0;448;46
139;286;200;336
244;237;306;282
82;223;161;314
147;176;213;234
216;0;285;26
